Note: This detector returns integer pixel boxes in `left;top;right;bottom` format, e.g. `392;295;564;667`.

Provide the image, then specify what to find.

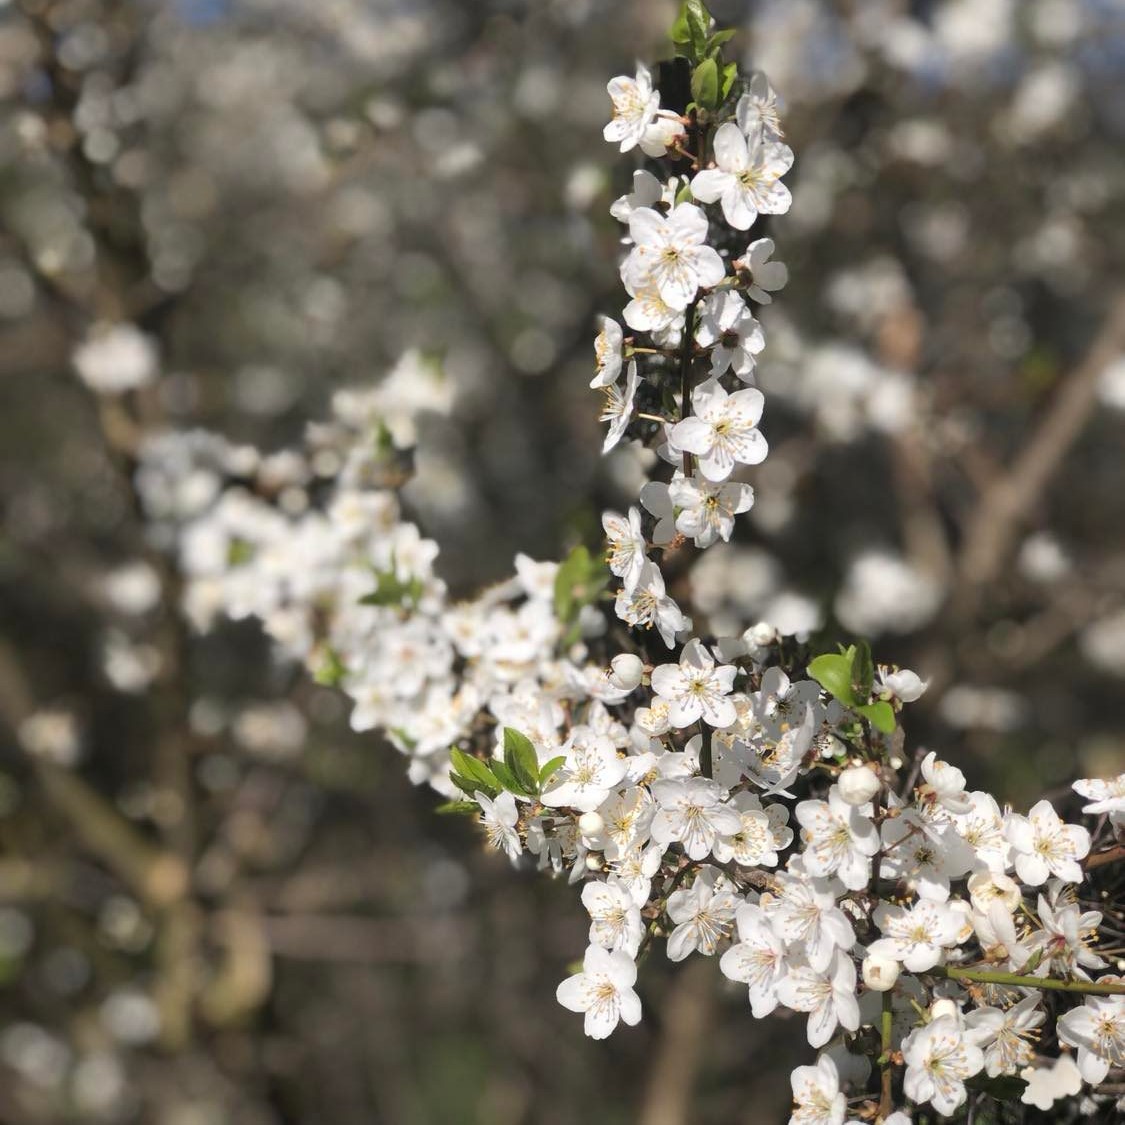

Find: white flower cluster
116;12;1125;1120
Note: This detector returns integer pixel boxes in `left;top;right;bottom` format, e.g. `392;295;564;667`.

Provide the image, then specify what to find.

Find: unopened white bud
744;621;778;648
930;998;958;1022
584;852;603;872
608;653;644;691
577;811;605;837
881;669;928;703
838;765;881;806
862;954;900;992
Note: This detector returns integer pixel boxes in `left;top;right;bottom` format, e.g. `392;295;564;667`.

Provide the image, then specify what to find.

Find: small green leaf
685;0;710;57
539;755;567;786
690;57;719;110
720;60;738;100
491;759;534;797
358;567;424;608
708;28;736;50
435;800;479;816
808;653;857;707
449;749;502;798
670;6;692;45
503;728;541;794
553;544;609;644
449;772;491;799
675;182;694;205
851;639;875;703
855;701;896;734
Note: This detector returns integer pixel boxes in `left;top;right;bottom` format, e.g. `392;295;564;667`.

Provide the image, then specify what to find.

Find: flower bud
862;953;900;992
608;653;644;692
881;669;928;703
930;998;958;1022
577;811;605;837
838;764;881;806
584;852;603;872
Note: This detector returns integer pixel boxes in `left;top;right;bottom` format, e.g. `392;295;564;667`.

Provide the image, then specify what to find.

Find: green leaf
670;6;692;45
434;800;479;816
491;759;534;797
358;567;424;608
690;57;719;110
855;701;896;734
808;653;857;707
675;182;694;206
708;28;736;50
553;544;610;644
539;755;567;786
720;60;738;100
851;639;875;703
449;749;502;798
503;728;541;794
685;0;710;57
449;772;487;799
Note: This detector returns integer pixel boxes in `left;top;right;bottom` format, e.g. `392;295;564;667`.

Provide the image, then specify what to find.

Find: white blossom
739;237;788;304
965;995;1045;1077
599;359;639;453
650;776;741;861
868;899;970;972
649;638;738;729
476;790;521;862
712;792;792;868
540;730;628;813
665;868;739;961
795;787;879;890
669;474;755;547
581;877;644;956
788;1054;846;1125
591;317;624;388
603;63;684;157
603;507;647;594
669;378;768;483
1005;799;1090;885
620;204;726;310
695;290;765;381
775;950;861;1048
1056;983;1125;1085
614;561;690;648
736;73;784;139
764;870;855;972
918;751;973;815
901;1015;984;1116
556;945;642;1039
690;122;793;230
720;902;787;1018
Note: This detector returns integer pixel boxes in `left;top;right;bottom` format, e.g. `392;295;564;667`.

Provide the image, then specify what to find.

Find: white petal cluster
138;25;1125;1123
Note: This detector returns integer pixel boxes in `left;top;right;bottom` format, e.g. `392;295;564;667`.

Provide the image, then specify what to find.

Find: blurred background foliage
1;0;1124;1122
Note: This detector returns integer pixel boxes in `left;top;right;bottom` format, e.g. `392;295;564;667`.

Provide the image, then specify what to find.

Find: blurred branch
637;957;714;1125
954;293;1125;614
